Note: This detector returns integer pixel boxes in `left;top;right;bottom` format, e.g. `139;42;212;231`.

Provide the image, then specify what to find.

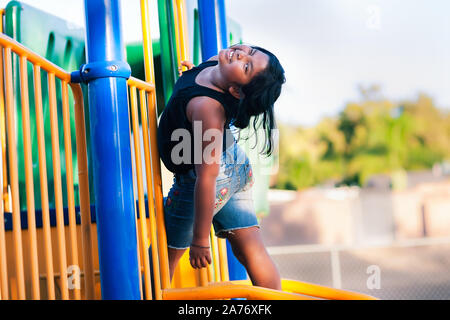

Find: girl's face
218;44;269;87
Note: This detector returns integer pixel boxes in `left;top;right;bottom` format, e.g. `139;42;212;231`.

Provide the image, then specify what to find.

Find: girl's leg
226;226;281;290
168;247;187;280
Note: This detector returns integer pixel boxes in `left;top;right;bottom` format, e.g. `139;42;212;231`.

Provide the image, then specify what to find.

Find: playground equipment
0;0;377;300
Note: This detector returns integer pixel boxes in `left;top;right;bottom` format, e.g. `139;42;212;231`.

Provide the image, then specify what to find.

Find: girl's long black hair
231;46;286;157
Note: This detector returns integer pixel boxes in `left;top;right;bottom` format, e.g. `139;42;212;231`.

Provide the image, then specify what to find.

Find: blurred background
226;0;450;300
3;0;449;299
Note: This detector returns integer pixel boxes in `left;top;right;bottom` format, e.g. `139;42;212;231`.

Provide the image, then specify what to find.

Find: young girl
157;43;285;290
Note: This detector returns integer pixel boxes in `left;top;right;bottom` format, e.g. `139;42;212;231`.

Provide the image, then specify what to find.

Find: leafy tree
274;88;450;190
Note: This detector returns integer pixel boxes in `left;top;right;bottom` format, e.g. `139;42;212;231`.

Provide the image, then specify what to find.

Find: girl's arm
186;96;226;269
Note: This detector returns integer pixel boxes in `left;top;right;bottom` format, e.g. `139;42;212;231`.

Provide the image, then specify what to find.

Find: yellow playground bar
0;0;377;300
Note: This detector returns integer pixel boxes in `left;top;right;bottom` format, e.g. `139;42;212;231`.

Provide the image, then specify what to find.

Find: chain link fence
268;237;450;300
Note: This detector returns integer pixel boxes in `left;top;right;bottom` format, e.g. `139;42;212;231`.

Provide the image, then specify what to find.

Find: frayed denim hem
167;244;190;250
215;224;260;239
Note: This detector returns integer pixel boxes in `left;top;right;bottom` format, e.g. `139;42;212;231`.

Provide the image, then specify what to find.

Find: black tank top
157;60;240;174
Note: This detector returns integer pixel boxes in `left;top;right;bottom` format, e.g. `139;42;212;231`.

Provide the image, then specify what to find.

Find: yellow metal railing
127;76;163;300
139;0;171;294
0;31;97;300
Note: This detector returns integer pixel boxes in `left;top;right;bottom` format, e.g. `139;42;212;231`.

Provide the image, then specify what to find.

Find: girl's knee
168;247;187;280
226;227;267;264
168;247;187;263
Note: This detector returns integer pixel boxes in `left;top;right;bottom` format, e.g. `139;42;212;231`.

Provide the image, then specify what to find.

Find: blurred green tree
274;87;450;190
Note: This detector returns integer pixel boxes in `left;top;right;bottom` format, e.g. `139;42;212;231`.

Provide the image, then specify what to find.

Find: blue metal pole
217;0;228;49
197;0;218;60
226;240;248;280
82;0;140;299
197;0;248;284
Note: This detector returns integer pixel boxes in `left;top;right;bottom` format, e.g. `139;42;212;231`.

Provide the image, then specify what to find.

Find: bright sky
2;0;450;126
227;0;450;126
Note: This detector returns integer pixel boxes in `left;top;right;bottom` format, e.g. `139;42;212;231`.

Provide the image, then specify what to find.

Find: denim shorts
163;142;258;249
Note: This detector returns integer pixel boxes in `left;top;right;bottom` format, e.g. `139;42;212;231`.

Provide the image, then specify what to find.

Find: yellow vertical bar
61;81;80;300
0;13;8;297
47;72;68;299
139;88;162;299
4;46;26;299
210;230;220;282
140;0;170;290
0;13;9;299
175;0;190;66
0;107;7;299
19;56;40;299
69;83;96;300
172;0;182;67
33;65;55;299
139;0;155;84
33;65;55;300
146;91;170;289
218;238;229;282
127;87;141;300
134;210;144;300
0;179;7;299
0;13;9;213
206;227;213;282
207;260;213;283
128;86;146;301
129;86;152;300
199;268;208;287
